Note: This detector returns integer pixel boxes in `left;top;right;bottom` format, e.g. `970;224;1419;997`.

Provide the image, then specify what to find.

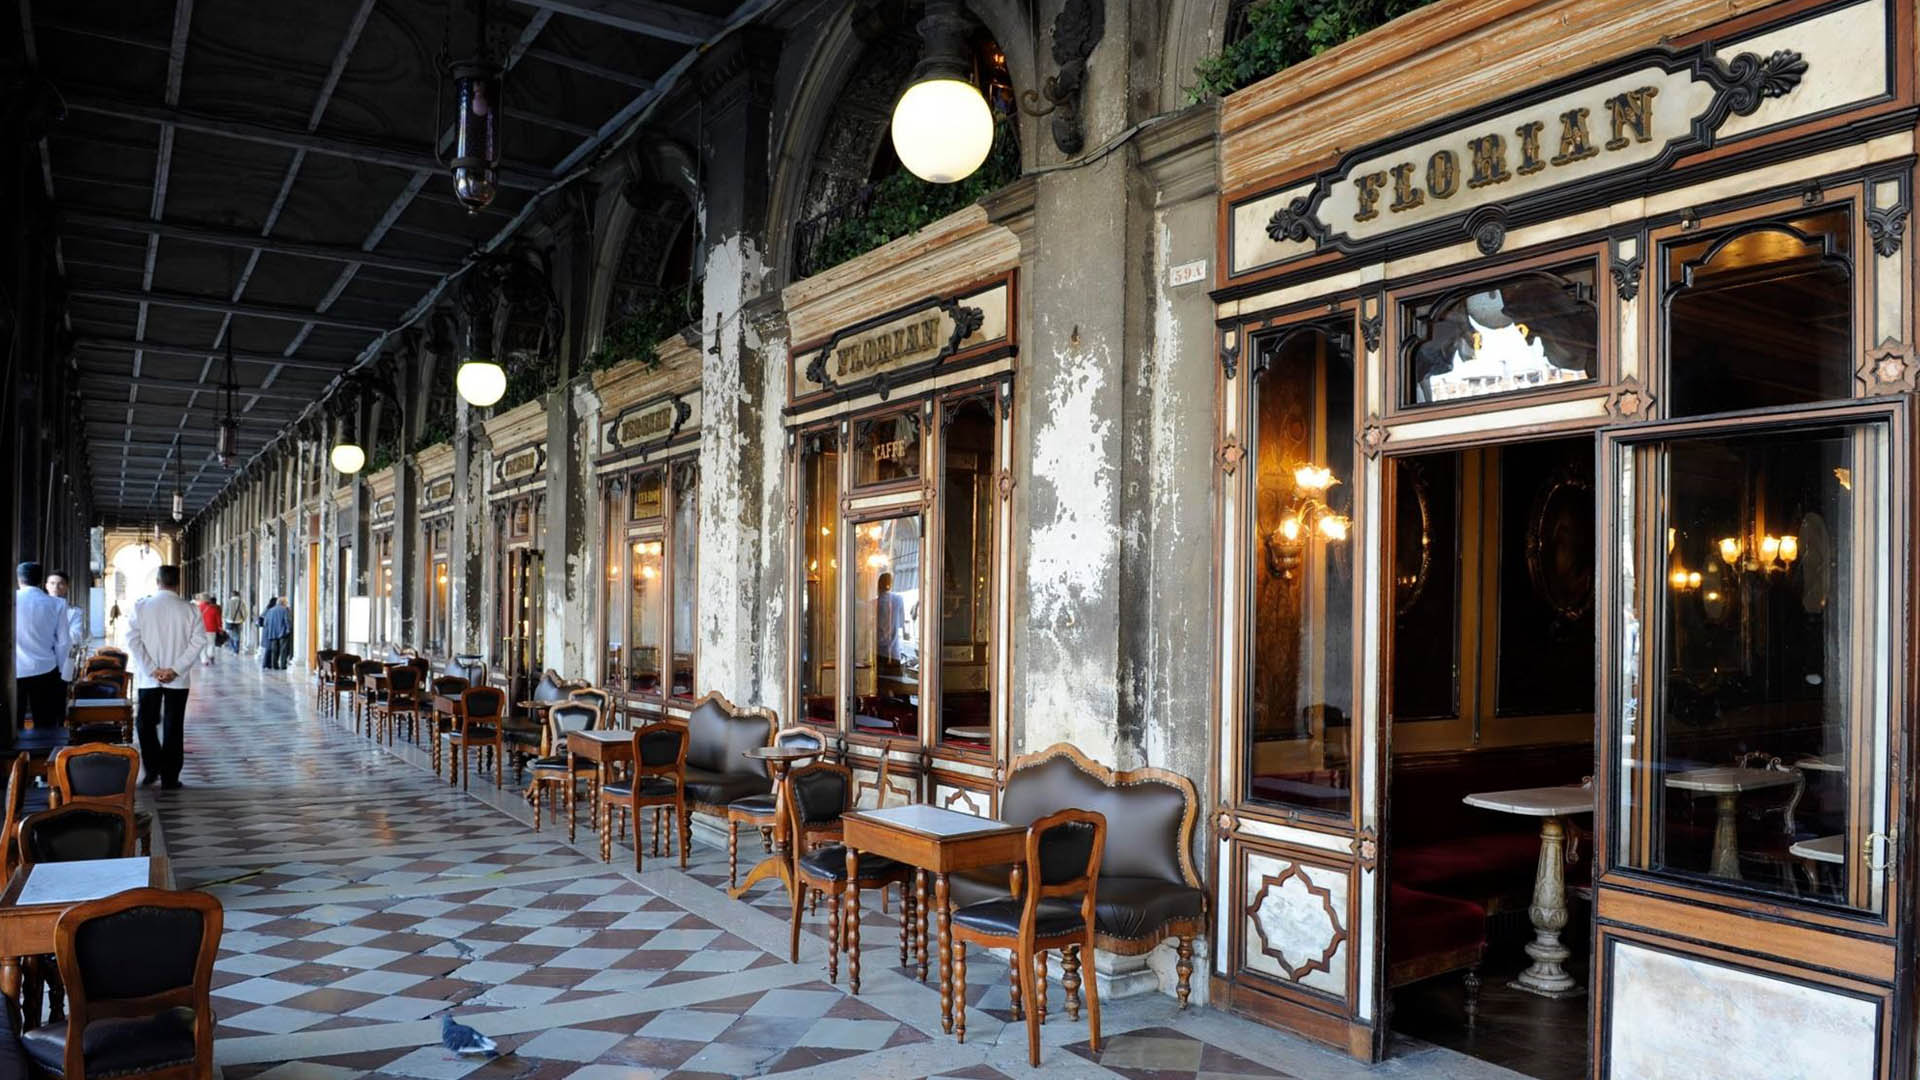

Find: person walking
262;597;293;670
44;569;88;682
225;591;247;655
125;564;208;789
14;562;72;730
197;593;224;666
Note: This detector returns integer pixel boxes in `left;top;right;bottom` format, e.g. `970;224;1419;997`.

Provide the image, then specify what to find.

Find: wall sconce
1266;462;1351;580
1668;566;1702;591
1716;529;1799;574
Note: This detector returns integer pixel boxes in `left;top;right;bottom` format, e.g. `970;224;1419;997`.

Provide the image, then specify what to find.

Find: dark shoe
142;775;160;787
161;780;185;790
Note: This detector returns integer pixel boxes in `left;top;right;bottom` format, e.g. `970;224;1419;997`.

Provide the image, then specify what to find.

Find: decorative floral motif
1216;433;1245;476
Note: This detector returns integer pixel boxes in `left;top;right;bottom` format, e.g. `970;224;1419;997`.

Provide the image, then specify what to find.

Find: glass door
500;547;545;707
1593;403;1904;1078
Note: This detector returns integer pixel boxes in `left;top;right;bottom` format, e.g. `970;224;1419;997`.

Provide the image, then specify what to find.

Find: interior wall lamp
1715;528;1799;574
1266;463;1351;580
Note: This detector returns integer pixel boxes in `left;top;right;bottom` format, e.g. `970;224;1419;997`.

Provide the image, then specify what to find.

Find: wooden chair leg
1008;952;1023;1019
954;936;969;1044
826;890;841;982
531;781;543;832
1035;951;1047;1023
601;803;614;864
1083;933;1102;1053
1018;941;1042;1067
677;798;689;869
897;889;911;968
1176;935;1194;1008
789;881;806;963
1062;945;1082;1021
728;822;739;888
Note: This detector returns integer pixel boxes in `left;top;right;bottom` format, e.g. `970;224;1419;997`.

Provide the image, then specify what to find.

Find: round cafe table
727;744;821;902
1463;784;1594;998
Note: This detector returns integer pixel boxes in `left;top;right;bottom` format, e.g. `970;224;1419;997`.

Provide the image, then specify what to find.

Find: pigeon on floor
441;1013;499;1057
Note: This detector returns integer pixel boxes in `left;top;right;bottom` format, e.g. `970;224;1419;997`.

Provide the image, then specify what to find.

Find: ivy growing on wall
587;284;698;374
801;118;1022;278
1189;0;1431;102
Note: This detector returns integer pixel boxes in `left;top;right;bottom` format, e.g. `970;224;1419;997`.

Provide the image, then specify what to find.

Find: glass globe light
330;443;366;475
457;360;508;407
891;78;993;183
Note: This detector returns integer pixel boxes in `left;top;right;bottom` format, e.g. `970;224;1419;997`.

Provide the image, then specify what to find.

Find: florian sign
801;281;1011;399
606;392;697;457
1244;44;1810;269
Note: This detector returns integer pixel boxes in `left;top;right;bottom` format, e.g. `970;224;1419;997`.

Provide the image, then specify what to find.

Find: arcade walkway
149;663;1520;1080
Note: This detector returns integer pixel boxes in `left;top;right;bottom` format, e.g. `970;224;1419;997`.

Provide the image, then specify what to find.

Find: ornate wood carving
1216;433;1245;476
1868;203;1908;257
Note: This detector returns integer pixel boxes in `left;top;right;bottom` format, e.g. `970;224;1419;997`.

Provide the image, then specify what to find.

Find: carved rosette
1610;376;1650;419
1216;433;1245;476
1360;421;1388;457
1861;339;1916;393
997;470;1016;502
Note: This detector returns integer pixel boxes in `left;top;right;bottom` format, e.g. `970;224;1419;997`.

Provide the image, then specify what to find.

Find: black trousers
136;687;190;783
17;671;65;728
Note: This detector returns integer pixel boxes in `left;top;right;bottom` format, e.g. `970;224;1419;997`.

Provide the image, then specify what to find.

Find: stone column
544;210;597;681
452;401;490;660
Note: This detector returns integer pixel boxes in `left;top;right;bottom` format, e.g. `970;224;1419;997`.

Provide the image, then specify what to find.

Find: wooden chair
312;649;339;710
22;887;221;1080
370;664;425;746
48;745;151;856
90;647;128;665
325;652;361;718
1;755;29;880
569;687;614;726
82;656;124;677
787;762;916;984
16;804;137;869
726;726;828;889
600;722;688;871
949;808;1106;1064
351;660;386;737
66;675;132;745
527;701;602;842
443;687;507;791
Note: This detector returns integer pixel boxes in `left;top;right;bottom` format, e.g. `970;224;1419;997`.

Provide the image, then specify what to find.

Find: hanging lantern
170;452;186;521
450;59;502;212
218;328;240;466
330;442;367;475
891;0;993;184
456;360;507;406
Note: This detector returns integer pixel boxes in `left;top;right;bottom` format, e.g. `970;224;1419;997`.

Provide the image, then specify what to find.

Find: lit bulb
1670;568;1690;590
1760;535;1781;562
1666;527;1676;553
1705;591;1721;602
1778;535;1798;563
1277;516;1302;542
890;78;993;183
1689;571;1701;589
808;559;819;572
1717;538;1741;565
820;525;832;536
1318;515;1350;541
640;565;658;580
330;443;366;474
456;361;507;407
1293;465;1336;492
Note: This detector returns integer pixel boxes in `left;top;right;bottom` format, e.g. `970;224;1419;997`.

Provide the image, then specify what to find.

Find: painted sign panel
802;283;1010;397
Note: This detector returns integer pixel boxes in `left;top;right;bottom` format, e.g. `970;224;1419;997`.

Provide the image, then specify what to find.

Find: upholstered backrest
685;697;774;776
385;665;421;695
355;659;385;680
1034;816;1102;887
463;687;506;723
332;653;361;680
775;726;825;753
316;649;338;666
70;679;123;701
432;676;470;698
789;764;851;826
1001;746;1197;886
75;902;206;1001
570;688;612;716
533;671;571;703
549;702;599;741
448;656;488;684
21;806;134;865
633;723;688;771
54;747;137;805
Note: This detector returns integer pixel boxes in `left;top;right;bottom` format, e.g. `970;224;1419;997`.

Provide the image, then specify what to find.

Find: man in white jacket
126;565;209;789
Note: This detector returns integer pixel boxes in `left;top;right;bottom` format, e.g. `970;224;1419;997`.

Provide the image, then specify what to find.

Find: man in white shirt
125;564;209;789
14;562;71;730
45;570;88;681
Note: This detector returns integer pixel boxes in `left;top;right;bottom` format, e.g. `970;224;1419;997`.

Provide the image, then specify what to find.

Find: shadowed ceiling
21;0;754;525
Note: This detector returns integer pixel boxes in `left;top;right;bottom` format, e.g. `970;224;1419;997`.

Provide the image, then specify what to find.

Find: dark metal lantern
450;59;502;212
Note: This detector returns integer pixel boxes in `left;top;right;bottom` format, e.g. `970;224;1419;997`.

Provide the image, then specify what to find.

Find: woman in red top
197;594;223;666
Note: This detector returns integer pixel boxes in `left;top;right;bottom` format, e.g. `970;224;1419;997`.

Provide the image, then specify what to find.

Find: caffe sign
1252;45;1808;262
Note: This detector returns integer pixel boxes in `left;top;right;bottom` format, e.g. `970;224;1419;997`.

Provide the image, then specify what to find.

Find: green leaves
1190;0;1430;102
587;285;698;376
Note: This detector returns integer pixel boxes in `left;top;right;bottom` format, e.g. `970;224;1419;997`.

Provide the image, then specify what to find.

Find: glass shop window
1664;206;1853;417
798;433;841;727
936;396;996;750
853;410;922;487
1614;419;1889;912
600;463;698;701
851;515;923;741
627;536;664;695
424;520;451;658
373;529;393;648
1246;323;1355;816
1401;263;1598;408
671;466;698;698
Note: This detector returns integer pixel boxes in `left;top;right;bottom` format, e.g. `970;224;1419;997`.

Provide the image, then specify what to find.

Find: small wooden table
566;730;634;838
1665;767;1800;879
841;804;1025;1035
727;745;820;902
1463;785;1593;998
0;856;170;1020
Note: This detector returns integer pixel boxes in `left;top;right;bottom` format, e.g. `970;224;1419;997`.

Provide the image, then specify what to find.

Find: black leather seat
947;872;1205;942
604;776;680;799
21;1008;196;1077
950;897;1086;937
729;792;776;815
681;696;773;816
683;768;767;806
798;846;905;882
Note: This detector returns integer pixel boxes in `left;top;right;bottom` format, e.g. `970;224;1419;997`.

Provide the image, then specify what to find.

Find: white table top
1463;785;1594;817
844;803;1019;839
1790;834;1845;864
17;857;151;907
1794;754;1845;773
570;729;632;744
1665;767;1800;793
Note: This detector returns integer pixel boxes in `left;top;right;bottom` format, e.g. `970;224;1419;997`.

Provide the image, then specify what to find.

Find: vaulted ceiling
21;0;760;525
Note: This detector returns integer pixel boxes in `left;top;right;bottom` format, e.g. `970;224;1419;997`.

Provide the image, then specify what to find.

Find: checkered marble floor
144;665;1524;1080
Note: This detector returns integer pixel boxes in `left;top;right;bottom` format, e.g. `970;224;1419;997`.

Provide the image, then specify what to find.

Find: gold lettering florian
1358;85;1658;222
835;317;945;379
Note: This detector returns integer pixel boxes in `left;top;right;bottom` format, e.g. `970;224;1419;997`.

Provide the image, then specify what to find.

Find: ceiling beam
504;107;598;139
62;95;553;189
61;208;462;276
508;0;719;44
68;285;391;332
521;46;655;89
79;375;315;401
76;337;355;374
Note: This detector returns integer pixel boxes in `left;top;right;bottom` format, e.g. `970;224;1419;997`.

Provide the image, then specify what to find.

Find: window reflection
1625;422;1884;910
1666;207;1852;417
628;538;663;694
671;467;698;697
852;516;922;740
798;434;840;727
1403;264;1598;406
853;411;921;487
1247;325;1354;815
938;397;995;748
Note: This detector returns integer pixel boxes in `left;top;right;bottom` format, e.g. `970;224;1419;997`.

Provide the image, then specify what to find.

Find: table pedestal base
1512;815;1583;998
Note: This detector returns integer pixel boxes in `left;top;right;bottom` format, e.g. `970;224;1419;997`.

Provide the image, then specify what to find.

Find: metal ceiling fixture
170;452;186;522
438;0;505;213
217;329;241;467
890;0;993;184
331;396;367;475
